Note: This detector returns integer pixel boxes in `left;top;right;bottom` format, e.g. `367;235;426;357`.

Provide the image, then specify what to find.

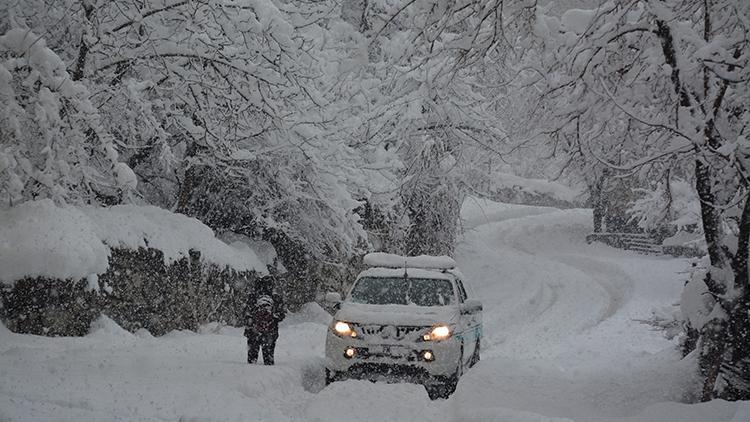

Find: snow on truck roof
363;252;457;270
357;267;456;281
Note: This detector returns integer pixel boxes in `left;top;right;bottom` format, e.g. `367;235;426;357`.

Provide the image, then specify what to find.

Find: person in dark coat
244;275;285;365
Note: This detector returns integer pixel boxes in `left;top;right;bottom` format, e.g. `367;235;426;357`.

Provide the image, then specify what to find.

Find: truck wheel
325;368;339;386
425;346;462;400
470;339;480;367
425;375;458;400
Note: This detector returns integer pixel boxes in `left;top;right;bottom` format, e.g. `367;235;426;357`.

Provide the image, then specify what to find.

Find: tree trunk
71;3;95;81
694;149;732;403
723;194;750;400
175;141;201;214
656;17;739;400
695;160;728;278
699;318;728;401
591;172;608;233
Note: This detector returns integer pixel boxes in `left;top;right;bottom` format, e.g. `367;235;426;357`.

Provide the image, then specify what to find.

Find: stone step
629;245;662;254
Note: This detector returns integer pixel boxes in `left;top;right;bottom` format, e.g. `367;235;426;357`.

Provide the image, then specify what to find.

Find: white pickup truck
324;253;483;399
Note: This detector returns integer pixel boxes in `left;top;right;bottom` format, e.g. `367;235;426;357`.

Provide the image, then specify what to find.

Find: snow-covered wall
0;200;266;286
489;172;585;208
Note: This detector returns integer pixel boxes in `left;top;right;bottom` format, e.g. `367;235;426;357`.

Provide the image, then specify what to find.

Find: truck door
455;278;476;364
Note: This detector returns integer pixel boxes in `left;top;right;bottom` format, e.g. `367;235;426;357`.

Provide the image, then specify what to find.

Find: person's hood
335;302;458;326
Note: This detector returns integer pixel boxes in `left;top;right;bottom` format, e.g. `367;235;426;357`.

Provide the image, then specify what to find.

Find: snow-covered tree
2;1;378;275
629;175;701;238
526;0;750;400
0;28;135;206
334;0;515;255
382;0;750;400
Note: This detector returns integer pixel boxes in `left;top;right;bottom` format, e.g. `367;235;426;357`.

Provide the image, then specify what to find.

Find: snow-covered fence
660;244;705;259
586;232;705;258
586;232;662;255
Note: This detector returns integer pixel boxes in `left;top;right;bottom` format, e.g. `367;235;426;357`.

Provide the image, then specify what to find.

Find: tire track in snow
498;212;634;327
452;199;699;421
548;254;632;325
457;203;618;359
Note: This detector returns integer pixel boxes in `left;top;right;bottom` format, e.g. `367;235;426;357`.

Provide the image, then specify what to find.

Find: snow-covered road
1;199;747;421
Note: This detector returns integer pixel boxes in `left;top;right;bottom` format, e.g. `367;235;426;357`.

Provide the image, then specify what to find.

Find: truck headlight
423;324;451;341
332;321;357;337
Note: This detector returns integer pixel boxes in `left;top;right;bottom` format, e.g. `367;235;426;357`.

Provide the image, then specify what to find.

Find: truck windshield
349;277;455;306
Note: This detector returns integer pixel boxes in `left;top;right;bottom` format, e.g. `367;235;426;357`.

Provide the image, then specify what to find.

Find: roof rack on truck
362;252;457;271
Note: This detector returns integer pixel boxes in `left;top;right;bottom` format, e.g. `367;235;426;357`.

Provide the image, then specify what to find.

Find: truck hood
335;302;458;326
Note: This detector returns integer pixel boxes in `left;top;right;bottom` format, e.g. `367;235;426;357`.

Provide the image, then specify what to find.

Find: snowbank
87;315;135;341
0;319;11;337
0;199;266;285
282;302;332;326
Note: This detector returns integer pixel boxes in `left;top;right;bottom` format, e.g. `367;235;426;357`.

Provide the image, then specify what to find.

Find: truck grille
353;324;427;341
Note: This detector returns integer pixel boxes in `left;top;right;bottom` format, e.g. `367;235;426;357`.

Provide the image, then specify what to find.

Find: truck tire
325;368;339;386
425;346;462;400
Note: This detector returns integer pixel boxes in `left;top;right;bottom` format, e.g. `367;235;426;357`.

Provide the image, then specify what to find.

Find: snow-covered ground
1;199;748;421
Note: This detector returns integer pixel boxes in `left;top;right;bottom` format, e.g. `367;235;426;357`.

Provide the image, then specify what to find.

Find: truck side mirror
325;292;342;307
460;299;483;315
325;292;341;305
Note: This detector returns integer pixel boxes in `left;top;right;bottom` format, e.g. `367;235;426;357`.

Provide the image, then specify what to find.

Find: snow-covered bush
629;178;703;244
2;2;383;300
0;249;259;336
97;247;257;335
0;200;265;336
1;276;99;336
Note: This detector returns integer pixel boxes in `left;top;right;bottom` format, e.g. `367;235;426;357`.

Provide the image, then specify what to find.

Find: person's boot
261;341;274;365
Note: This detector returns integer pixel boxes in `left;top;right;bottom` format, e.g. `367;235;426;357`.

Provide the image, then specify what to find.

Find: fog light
422;350;434;361
345;347;356;358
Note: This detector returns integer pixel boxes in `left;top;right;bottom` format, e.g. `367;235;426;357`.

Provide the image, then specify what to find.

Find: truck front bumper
325;330;461;382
